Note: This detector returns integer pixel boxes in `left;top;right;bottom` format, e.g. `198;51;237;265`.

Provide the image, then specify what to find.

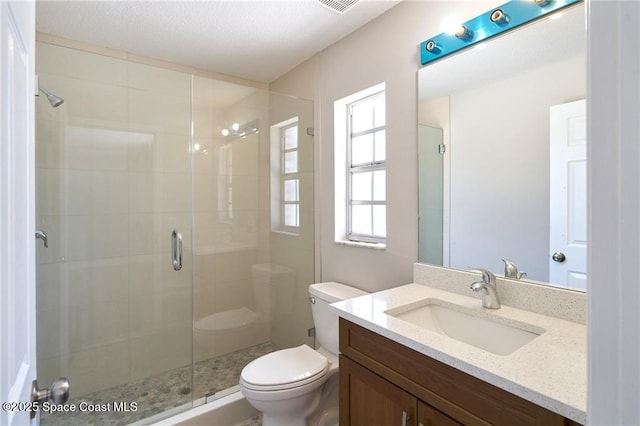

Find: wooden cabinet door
417;400;463;426
340;355;417;426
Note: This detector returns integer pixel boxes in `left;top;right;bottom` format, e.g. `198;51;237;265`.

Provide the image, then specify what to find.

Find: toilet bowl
239;282;368;426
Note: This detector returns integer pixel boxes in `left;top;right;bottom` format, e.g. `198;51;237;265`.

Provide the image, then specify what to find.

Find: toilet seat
241;344;329;392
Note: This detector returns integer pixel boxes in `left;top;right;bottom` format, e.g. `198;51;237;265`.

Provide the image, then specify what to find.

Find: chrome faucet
469;268;501;309
502;259;527;280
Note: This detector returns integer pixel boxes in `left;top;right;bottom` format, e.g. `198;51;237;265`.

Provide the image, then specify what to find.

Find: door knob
552;252;566;263
31;378;70;418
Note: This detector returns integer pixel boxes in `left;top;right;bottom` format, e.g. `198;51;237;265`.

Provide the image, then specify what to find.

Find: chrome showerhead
38;86;64;108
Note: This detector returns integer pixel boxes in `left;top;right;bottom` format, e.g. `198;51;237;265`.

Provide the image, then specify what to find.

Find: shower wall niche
35;40;314;425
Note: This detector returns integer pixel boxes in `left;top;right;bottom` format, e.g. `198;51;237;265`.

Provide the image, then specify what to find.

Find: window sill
335;240;386;250
272;229;299;237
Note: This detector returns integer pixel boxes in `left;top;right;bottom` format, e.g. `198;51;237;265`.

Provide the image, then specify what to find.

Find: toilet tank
309;282;368;355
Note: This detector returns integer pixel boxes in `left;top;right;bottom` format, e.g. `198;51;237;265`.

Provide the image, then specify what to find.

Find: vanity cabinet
339;318;582;426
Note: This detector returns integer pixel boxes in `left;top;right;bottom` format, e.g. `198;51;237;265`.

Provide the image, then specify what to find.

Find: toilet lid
241;344;329;391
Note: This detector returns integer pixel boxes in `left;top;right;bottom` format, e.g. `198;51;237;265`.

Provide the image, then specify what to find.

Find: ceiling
36;0;401;83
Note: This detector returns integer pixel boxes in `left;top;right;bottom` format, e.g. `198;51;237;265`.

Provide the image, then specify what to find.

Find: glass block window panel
284;179;299;202
279;122;300;232
218;143;233;222
284;126;298;149
284;204;299;227
284;150;298;174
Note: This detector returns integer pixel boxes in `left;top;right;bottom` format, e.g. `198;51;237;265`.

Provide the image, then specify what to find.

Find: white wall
588;0;640;423
272;1;640;423
272;0;497;293
448;55;585;281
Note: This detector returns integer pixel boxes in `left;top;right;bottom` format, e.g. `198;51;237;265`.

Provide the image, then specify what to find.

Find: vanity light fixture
419;0;581;65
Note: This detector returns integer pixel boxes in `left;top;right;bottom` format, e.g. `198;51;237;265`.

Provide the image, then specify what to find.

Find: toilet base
248;389;322;426
307;373;339;426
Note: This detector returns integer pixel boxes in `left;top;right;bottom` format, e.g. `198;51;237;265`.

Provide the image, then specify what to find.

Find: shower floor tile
40;342;275;426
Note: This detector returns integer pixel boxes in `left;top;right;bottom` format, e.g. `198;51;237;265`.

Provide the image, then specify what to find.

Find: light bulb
454;25;473;41
231;123;240;132
221;129;229;136
442;16;463;35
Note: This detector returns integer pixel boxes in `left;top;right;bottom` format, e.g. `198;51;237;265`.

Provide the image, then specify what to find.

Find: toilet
239;282;368;426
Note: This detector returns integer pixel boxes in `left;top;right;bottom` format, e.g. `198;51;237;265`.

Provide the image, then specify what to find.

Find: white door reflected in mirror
549;99;587;290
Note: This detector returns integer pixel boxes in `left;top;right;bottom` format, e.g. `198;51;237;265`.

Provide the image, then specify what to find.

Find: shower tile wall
192;76;263;300
36;42;193;397
191;77;268;368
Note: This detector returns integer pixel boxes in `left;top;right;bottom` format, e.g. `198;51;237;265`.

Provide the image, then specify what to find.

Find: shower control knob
552;252;566;263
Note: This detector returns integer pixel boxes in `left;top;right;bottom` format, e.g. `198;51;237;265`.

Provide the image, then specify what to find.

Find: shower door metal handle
171;230;182;271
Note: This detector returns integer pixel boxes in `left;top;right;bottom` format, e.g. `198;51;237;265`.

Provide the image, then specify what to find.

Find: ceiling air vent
316;0;359;14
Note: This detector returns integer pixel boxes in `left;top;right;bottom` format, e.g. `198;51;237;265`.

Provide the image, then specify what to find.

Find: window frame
346;90;387;244
280;121;300;232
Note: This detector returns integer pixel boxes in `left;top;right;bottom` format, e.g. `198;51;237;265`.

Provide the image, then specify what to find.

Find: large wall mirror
418;3;586;291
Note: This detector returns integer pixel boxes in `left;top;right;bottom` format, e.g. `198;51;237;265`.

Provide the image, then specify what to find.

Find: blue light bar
420;0;583;66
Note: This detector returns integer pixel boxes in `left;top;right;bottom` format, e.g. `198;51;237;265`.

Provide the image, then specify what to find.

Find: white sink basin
386;299;545;356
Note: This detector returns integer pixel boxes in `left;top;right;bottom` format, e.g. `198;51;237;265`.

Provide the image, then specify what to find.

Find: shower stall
35;40;315;425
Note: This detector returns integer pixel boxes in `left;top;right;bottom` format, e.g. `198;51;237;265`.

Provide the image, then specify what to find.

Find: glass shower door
35;42;194;425
191;82;316;404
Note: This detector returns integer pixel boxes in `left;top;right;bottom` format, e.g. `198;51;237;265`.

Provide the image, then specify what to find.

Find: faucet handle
469;267;495;284
502;259;527;280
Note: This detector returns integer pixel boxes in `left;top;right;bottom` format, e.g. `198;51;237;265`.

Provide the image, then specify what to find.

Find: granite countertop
331;283;587;424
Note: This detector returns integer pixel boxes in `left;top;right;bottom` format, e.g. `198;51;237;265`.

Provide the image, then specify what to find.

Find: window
218;143;233;222
334;83;387;247
271;117;300;234
282;123;300;230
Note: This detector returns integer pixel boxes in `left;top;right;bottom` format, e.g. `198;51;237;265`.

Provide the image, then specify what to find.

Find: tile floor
40;343;275;426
